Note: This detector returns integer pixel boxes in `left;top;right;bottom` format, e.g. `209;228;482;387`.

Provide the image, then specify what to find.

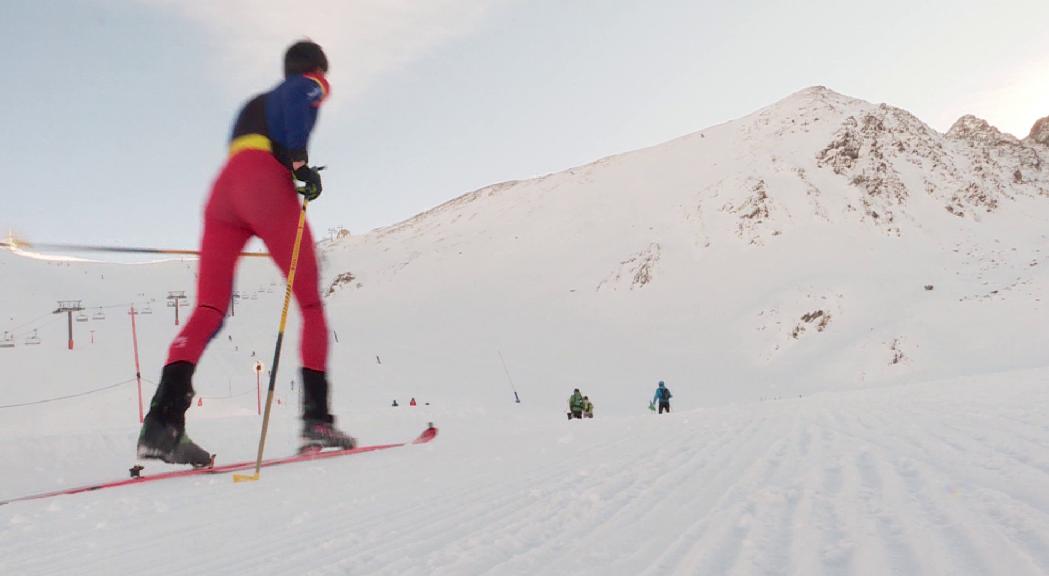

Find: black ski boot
137;361;212;468
300;368;356;452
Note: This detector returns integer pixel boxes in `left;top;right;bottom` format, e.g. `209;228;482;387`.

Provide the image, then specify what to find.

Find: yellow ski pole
234;198;310;483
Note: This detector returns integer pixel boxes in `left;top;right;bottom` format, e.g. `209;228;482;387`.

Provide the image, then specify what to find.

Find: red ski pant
167;150;328;371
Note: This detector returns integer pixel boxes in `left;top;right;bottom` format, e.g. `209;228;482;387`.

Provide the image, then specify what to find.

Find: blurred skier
653;381;672;414
568;388;584;419
582;396;594;419
137;41;355;467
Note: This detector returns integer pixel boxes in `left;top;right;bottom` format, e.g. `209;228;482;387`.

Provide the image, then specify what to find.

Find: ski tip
413;425;439;444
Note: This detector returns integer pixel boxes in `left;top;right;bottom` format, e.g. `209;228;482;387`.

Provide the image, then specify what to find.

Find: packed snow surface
2;87;1049;574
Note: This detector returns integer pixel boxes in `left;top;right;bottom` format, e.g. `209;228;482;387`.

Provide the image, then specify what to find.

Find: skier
567;388;584;419
652;381;672;414
137;41;355;467
582;396;594;419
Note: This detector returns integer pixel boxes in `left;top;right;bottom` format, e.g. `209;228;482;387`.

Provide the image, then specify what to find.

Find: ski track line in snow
874;402;1049;516
843;406;995;575
838;402;1049;575
332;419;749;575
337;428;654;574
491;418;769;576
274;416;755;575
635;415;792;575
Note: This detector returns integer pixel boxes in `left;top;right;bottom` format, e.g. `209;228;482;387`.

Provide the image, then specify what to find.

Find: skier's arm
281;74;329;167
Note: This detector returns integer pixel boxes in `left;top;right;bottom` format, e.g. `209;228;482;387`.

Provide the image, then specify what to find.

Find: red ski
1;425;437;506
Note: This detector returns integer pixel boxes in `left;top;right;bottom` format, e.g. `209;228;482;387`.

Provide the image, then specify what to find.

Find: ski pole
234;199;310;483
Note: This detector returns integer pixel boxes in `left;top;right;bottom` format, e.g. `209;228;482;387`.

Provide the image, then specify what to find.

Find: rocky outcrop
947;115;1020;147
817;105;946;230
1027;116;1049;147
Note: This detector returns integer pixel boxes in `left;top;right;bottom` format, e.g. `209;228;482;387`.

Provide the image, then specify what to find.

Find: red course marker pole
130;305;144;423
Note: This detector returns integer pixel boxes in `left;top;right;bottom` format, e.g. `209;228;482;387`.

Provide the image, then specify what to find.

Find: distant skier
568;388;584;419
137;41;355;467
582;396;594;419
653;381;672;414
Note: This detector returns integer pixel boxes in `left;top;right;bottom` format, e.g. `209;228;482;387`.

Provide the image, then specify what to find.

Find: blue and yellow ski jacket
228;72;331;167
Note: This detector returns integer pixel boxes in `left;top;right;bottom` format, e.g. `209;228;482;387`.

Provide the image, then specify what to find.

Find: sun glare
983;61;1049;139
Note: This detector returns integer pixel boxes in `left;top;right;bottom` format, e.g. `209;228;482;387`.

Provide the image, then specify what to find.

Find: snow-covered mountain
3;87;1049;575
314;86;1049;408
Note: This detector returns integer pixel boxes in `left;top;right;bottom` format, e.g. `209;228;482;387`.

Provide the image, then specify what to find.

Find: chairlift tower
328;226;349;242
167;291;188;326
53;300;84;350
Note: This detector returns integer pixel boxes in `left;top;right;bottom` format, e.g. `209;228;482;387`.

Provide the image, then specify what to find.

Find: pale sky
3;0;1048;252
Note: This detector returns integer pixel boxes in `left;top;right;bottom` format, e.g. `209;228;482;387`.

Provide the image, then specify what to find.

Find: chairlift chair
76;312;89;322
24;330;40;346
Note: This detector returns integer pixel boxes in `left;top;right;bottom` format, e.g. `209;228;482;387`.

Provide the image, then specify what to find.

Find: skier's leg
243;155;351;449
141;165;248;467
242;158;329;373
287;225;328;372
257;212;332;415
165;214;251;365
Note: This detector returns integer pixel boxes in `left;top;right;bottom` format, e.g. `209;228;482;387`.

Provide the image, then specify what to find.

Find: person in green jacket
568;388;584;419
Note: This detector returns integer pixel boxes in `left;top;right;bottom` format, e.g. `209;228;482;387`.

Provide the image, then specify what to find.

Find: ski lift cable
0;378;137;409
4;310;57;331
4;315;62;339
5;297;156;339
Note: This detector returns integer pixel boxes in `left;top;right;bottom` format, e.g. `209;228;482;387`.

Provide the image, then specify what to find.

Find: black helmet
285;40;328;77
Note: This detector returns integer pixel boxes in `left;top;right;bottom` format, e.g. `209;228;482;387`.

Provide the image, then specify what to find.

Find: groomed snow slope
3;373;1048;575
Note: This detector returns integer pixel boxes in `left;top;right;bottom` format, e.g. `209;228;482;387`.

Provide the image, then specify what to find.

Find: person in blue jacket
653;381;672;414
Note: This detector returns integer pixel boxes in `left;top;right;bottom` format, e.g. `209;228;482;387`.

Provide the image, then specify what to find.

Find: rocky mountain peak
1027;116;1049;146
946;115;1019;146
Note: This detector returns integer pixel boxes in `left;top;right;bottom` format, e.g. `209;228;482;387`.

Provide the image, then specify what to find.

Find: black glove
294;165;324;201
